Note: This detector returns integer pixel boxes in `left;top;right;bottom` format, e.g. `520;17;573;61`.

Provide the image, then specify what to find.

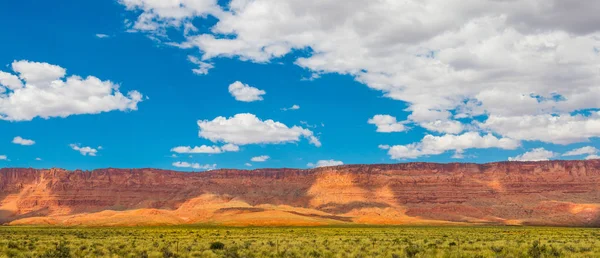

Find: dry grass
0;226;598;257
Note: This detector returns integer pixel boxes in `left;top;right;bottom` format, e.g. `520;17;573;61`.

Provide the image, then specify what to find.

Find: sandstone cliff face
1;160;599;226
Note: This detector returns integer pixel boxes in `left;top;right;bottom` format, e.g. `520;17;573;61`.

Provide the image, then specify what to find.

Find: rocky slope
1;160;600;226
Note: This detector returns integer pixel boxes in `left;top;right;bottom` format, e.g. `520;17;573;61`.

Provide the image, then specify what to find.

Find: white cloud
228;81;265;102
12;136;35;146
187;55;213;75
407;108;464;134
481;113;600;145
12;60;65;84
221;143;240;152
509;148;557;162
251;155;269;162
121;0;600;148
281;104;300;111
378;144;390;150
367;115;406;133
385;132;520;159
0;60;143;121
198;113;321;146
586;155;600;160
299;121;318;128
0;155;7;160
563;146;598;157
35;157;42;161
419;120;465;135
70;144;99;156
245;162;252;167
172;161;216;170
451;149;465;159
95;34;110;38
171;145;220;154
119;0;221;34
119;0;222;72
307;159;343;168
301;73;321;81
170;144;239;154
0;71;24;90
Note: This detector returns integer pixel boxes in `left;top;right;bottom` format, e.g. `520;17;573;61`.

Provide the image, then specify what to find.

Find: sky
1;0;600;171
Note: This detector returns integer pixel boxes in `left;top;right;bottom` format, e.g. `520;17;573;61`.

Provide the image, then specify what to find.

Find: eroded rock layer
1;160;599;226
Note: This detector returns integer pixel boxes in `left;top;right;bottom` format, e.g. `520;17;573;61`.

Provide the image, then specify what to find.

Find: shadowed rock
1;160;599;226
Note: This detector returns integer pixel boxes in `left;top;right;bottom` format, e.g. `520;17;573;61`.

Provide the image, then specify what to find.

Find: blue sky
1;0;600;171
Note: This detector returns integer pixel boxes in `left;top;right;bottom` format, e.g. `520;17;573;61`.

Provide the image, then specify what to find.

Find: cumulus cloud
586;155;600;160
119;0;221;34
451;149;466;159
378;144;391;150
171;145;220;154
0;71;23;90
120;0;600;152
281;104;300;111
245;162;252;167
251;155;269;162
0;155;7;160
198;113;321;146
419;120;465;135
172;161;216;170
307;159;343;168
367;115;406;133
0;60;143;121
220;143;240;152
35;157;42;161
70;144;99;156
509;148;557;162
563;146;598;157
481;113;600;145
407;108;465;134
384;132;520;159
12;60;66;84
170;143;239;154
95;34;110;38
12;136;35;146
187;55;213;75
228;81;265;102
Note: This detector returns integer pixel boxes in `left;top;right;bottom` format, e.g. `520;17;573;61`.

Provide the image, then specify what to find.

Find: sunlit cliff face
2;160;600;226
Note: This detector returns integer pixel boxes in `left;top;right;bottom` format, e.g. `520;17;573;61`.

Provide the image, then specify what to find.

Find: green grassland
0;226;599;257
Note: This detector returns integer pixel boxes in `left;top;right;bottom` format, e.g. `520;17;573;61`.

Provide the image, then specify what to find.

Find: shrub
490;246;504;253
161;247;177;258
564;245;576;252
210;242;225;250
7;241;19;249
41;241;72;258
528;240;544;258
405;245;421;258
5;249;21;258
224;247;242;258
308;250;321;257
547;246;561;257
92;248;105;256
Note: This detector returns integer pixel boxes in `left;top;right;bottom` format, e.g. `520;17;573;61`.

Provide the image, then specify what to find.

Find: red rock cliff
1;160;599;226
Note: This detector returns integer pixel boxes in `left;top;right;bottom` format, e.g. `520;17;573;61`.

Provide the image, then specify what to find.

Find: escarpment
1;160;599;226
